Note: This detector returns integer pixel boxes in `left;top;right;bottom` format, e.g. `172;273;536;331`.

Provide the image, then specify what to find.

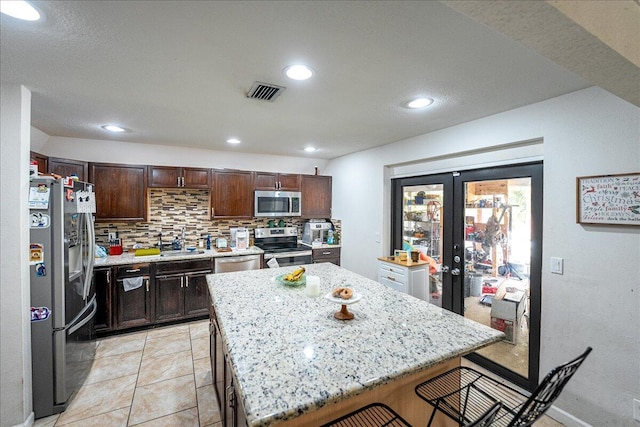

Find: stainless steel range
254;227;312;267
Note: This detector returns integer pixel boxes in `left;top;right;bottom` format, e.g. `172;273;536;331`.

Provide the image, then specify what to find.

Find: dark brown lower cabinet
155;275;185;322
115;264;153;329
312;247;341;266
155;259;212;323
93;267;113;333
210;299;247;427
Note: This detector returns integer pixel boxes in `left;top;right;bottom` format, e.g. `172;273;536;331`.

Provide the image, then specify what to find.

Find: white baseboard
546;405;592;427
12;411;34;427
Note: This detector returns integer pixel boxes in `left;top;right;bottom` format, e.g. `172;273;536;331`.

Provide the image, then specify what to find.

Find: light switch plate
550;257;563;275
375;232;381;243
633;397;640;421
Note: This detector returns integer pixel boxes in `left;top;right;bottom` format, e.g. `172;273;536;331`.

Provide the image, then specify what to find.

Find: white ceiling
1;1;636;159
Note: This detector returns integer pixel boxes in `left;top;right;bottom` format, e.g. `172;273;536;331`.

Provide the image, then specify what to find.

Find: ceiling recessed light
226;138;241;144
102;125;127;133
304;146;317;153
0;1;40;21
285;64;314;81
405;97;434;109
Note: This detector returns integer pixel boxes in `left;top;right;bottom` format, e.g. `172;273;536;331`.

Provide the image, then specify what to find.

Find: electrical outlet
633;397;640;422
550;257;563;275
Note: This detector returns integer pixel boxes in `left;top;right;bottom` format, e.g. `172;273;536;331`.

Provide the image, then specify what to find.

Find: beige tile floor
34;320;221;427
34;320;562;427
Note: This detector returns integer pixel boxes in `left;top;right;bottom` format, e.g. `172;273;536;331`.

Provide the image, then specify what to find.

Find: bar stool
414;347;592;427
321;401;502;427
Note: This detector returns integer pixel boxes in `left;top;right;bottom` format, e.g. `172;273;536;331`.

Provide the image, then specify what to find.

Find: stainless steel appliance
215;254;262;272
254;227;312;267
254;190;301;217
29;177;97;418
302;220;333;245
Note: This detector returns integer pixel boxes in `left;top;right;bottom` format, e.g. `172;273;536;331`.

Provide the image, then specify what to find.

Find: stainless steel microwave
254;190;301;217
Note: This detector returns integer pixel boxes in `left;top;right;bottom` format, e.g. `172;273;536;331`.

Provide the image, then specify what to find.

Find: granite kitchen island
206;263;503;427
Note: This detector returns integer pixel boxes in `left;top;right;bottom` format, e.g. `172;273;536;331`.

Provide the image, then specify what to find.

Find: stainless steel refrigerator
29;177;97;418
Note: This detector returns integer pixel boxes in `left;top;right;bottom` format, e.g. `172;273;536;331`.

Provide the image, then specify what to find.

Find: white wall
1;85;34;427
35;136;329;175
325;87;640;426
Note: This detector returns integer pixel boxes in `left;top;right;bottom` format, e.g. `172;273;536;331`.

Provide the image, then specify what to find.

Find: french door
391;163;542;391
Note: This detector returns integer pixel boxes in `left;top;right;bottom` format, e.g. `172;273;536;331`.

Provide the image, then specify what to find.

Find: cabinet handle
387;276;395;281
226;385;235;409
106;269;111;283
185;276;189;288
322;251;331;255
145;278;149;292
181;176;185;187
177;177;181;187
126;268;141;273
180;277;184;288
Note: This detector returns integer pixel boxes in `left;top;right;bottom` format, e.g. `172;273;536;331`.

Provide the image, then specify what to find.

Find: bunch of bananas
283;266;305;282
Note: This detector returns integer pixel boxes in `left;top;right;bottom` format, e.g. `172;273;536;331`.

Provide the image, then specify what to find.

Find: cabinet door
116;278;153;329
211;318;225;419
183;167;211;188
254;172;300;190
90;163;148;222
93;268;113;333
155;275;185;322
30;151;48;175
300;175;332;218
184;273;209;317
253;172;278;190
49;157;89;181
277;173;300;191
148;166;181;188
211;171;253;218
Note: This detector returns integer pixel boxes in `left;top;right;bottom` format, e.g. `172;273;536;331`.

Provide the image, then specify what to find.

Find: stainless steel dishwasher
214;254;262;273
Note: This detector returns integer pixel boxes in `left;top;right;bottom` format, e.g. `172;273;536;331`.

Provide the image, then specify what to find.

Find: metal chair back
509;347;592;426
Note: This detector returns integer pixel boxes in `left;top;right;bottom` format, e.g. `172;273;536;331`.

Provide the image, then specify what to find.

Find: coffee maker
302;220;332;246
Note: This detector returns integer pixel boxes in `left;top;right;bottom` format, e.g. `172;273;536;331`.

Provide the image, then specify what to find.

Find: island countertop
207;263;503;427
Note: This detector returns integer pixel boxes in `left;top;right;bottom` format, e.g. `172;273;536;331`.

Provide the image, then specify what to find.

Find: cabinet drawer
378;268;407;285
379;275;408;294
378;263;407;279
156;259;212;275
312;247;341;261
116;264;150;278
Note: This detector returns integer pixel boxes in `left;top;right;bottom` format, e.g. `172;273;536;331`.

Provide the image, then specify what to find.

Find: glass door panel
402;184;444;306
462;178;532;377
392;163;542;391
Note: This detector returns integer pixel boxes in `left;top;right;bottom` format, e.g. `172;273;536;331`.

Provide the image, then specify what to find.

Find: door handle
451;268;461;276
441;265;450;273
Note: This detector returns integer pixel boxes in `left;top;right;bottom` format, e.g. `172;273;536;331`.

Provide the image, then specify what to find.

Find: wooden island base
277;358;460;427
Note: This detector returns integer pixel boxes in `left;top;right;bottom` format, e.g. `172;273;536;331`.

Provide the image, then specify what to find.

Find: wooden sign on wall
576;173;640;225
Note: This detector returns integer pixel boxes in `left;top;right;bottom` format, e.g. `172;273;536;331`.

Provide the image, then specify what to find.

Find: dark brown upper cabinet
48;157;89;182
90;163;148;222
148;166;211;189
300;174;332;219
253;172;301;191
211;170;253;218
30;151;48;176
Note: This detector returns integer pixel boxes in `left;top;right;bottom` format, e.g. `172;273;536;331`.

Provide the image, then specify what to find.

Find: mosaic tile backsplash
95;189;341;249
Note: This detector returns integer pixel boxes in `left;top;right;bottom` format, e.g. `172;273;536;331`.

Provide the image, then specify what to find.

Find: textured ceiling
1;1;634;160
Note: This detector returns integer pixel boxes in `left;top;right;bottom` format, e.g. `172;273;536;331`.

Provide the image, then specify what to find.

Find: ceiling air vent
246;81;285;102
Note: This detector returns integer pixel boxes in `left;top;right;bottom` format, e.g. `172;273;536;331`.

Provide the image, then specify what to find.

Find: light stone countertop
207;262;503;427
94;246;264;267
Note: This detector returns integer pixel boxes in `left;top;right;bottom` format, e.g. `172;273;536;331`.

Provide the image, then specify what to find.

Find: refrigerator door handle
68;296;97;335
82;212;95;301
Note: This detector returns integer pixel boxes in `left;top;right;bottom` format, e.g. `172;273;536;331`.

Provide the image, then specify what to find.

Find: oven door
268;252;312;267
